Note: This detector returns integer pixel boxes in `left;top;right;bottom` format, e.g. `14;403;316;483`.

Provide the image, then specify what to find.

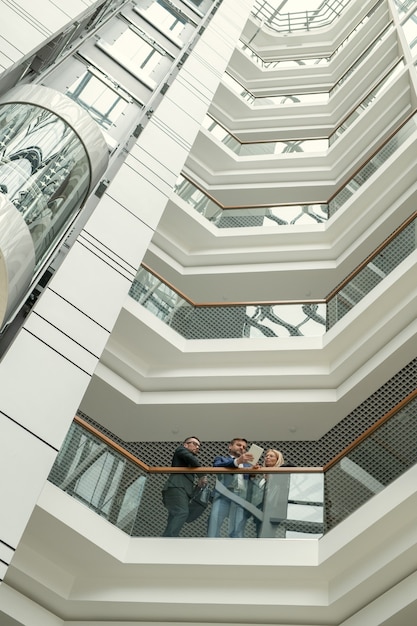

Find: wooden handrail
140;262;325;307
323;388;417;471
141;207;416;308
74;387;417;475
179;108;417;210
73;415;151;472
73;416;323;474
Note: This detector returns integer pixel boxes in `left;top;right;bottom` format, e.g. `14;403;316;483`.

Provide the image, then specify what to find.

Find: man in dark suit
162;436;206;536
207;438;254;538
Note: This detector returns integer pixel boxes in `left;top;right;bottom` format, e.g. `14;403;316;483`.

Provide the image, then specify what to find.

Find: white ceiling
79;262;417;442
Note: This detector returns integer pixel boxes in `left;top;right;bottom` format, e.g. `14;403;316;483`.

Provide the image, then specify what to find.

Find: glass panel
97;28;164;84
48;421;324;538
0;102;90;265
129;266;326;339
135;0;187;41
260;473;324;538
48;422;147;535
174;174;329;228
130;213;415;339
49;394;417;538
327;218;416;328
394;0;417;17
66;70;130;130
330;25;393;97
329;114;417;217
325;395;417;532
330;61;404;145
202;116;329;155
402;8;417;51
222;74;329;106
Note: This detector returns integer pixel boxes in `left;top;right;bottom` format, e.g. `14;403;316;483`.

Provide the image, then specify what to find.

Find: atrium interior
0;0;416;625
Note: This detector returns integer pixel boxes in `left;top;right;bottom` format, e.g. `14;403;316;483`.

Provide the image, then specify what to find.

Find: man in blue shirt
207;438;254;538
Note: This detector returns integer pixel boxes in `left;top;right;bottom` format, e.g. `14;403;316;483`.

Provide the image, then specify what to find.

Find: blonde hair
265;448;285;467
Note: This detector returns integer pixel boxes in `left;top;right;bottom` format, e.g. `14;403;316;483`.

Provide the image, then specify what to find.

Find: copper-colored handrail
322;388;417;471
73;415;150;472
73;416;323;474
141;206;416;308
208;57;402;147
326;209;417;299
140;262;325;307
73;386;417;475
179;108;416;210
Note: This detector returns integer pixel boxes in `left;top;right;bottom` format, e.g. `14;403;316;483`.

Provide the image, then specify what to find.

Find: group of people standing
162;436;286;538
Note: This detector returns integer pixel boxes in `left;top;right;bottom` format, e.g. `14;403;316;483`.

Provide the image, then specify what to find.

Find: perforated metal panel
50;358;417;538
77;358;417;469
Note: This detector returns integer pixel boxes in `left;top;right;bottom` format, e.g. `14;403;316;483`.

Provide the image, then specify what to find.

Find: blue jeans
207;494;247;537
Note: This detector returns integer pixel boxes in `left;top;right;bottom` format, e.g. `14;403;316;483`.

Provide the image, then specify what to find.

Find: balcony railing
47;390;417;538
202;58;403;157
202;115;329;155
241;0;384;68
226;18;394;107
129;268;327;338
251;0;353;33
176;108;416;230
175;174;329;226
128;211;416;339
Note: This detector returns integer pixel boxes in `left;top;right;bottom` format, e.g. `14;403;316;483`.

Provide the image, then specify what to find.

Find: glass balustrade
237;41;330;69
324;394;417;532
329;61;404;145
47;391;417;537
251;0;352;33
330;24;393;97
48;422;148;535
177;109;417;232
327;215;417;328
329;113;417;216
129;210;416;340
174;174;329;227
226;22;393;108
207;63;403;156
48;421;324;539
240;1;383;69
223;74;330;106
202;116;329;155
129;267;327;339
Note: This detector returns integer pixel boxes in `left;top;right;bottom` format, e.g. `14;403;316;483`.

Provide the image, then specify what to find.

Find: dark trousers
162;487;203;536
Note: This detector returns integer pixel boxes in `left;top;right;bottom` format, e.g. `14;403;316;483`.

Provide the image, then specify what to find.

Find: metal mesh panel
178;113;417;231
48;421;324;539
77;358;417;471
325;395;417;531
51;371;417;538
129;269;327;339
174;174;329;228
132;213;415;339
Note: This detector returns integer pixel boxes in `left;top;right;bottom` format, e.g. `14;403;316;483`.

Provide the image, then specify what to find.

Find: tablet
247;443;264;466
